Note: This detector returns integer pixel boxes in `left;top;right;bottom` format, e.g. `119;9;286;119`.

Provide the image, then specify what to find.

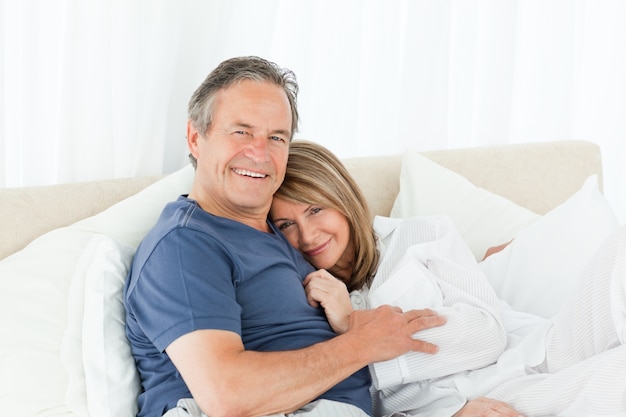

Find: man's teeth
233;168;266;178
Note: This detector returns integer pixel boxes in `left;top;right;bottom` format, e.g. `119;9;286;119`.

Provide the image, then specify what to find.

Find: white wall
2;0;625;221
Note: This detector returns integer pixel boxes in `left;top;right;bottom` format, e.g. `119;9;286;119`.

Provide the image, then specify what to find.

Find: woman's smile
304;238;332;257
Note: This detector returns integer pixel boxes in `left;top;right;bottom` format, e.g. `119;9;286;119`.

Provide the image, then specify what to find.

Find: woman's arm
482;240;513;261
368;216;507;389
455;397;522;417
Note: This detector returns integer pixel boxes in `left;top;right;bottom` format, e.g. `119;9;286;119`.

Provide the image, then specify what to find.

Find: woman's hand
454;397;523;417
482;239;513;261
303;270;353;334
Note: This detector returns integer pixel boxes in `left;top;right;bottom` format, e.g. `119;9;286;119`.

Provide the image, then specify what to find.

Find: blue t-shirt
124;196;372;417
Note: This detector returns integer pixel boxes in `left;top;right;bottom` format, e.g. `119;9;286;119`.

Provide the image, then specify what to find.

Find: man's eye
270;136;286;142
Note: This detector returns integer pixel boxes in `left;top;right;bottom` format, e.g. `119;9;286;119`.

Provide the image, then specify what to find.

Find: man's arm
167;305;446;417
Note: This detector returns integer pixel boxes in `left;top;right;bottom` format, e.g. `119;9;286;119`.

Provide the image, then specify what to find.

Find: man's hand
454;397;523;417
346;305;446;362
303;270;353;333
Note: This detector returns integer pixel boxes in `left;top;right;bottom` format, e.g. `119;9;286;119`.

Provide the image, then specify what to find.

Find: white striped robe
354;216;626;417
351;215;507;416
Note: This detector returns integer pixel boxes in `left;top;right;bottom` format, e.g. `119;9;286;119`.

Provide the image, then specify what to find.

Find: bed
0;140;620;416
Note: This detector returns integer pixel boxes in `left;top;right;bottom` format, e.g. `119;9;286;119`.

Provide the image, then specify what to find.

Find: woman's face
271;197;354;279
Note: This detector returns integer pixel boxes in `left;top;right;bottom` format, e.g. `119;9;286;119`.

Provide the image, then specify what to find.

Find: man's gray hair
189;56;299;135
187;56;299;168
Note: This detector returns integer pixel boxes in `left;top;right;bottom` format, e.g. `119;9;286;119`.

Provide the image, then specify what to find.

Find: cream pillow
479;175;620;318
390;151;540;260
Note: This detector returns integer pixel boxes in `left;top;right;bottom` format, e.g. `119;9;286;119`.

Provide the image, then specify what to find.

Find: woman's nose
299;222;317;246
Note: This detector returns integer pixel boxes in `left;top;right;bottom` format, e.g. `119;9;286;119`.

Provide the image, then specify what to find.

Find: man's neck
188;193;272;233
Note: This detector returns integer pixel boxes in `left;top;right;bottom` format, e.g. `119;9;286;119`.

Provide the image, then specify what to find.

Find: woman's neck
328;243;356;284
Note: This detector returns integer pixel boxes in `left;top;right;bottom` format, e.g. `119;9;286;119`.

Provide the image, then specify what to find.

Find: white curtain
1;0;625;221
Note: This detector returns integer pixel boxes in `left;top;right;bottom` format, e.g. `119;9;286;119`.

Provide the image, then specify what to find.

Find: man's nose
243;135;270;161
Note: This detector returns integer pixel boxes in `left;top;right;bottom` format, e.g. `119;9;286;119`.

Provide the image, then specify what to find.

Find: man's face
188;79;292;224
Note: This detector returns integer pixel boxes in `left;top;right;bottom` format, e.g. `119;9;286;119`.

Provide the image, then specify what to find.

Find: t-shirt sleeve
128;227;242;352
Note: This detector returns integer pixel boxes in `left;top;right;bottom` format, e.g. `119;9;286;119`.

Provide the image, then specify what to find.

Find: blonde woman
270;140;626;417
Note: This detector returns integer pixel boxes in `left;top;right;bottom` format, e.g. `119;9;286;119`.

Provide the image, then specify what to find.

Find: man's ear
187;120;200;158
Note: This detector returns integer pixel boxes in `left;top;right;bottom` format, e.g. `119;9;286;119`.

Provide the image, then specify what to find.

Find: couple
124;56;626;417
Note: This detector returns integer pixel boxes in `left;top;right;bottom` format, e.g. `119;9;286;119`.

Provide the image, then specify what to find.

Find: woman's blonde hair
273;140;379;291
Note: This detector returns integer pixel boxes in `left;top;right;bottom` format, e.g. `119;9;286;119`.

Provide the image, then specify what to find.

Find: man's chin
235;195;273;212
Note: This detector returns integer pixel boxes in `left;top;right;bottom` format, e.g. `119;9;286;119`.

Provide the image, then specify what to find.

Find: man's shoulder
140;197;257;254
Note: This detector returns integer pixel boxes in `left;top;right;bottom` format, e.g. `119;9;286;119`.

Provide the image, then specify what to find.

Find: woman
270;140;626;417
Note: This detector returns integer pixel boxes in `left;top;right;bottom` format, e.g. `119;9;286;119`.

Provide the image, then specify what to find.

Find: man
124;56;446;417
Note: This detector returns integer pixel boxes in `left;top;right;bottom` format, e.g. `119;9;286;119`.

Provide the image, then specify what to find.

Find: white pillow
480;175;620;318
0;228;97;416
71;164;194;248
0;164;194;417
390;151;540;260
64;166;193;416
64;233;141;417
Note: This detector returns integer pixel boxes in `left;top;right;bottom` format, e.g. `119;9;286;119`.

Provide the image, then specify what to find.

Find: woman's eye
277;221;293;231
310;207;322;215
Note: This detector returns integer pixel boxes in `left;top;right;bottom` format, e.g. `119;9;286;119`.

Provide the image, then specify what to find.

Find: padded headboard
0;140;603;261
342;140;602;219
